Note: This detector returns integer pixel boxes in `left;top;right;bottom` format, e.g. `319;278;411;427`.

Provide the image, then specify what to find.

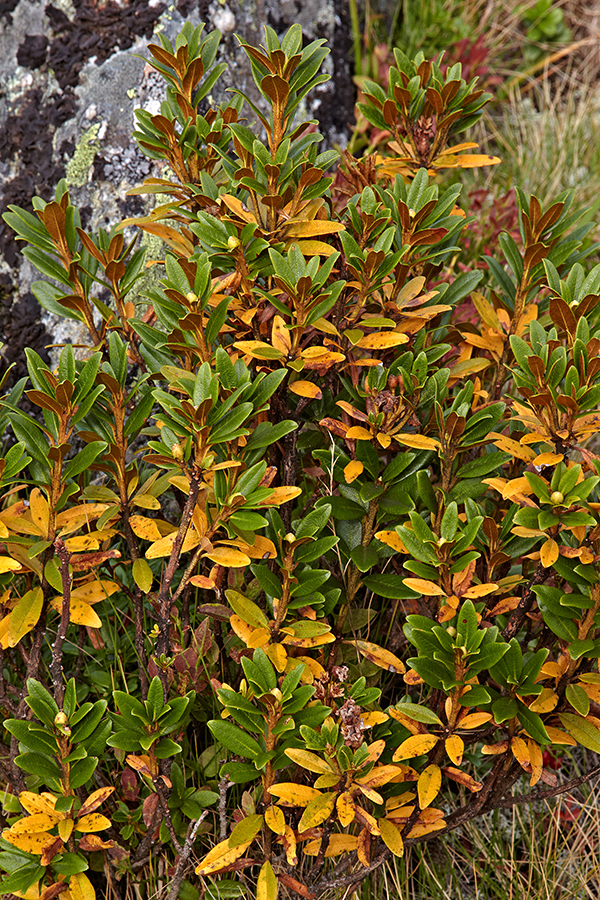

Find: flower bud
550;491;564;505
447;626;457;638
54;711;69;728
227;235;240;250
171;443;184;460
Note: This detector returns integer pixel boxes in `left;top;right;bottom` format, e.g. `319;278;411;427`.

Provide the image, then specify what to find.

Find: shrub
2;20;600;900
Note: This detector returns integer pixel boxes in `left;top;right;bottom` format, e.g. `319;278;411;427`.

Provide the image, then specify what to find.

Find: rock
0;0;356;386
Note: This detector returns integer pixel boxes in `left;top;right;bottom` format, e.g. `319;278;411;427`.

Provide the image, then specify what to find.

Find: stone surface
0;0;356;386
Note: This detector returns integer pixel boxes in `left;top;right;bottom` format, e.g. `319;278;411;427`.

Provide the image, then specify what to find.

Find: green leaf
349;543;379;572
558;713;600;752
208;720;262;760
393;702;443;725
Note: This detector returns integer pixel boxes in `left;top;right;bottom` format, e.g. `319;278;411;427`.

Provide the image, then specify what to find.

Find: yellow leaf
78;787;115;817
293;240;338;257
445;735;464;766
458;712;493;729
258;486;303;507
269;784;322;807
75;814;111;833
376;433;392;448
361;711;389;728
356;333;409;349
68;872;96;900
0;556;22;574
257;860;278;900
205;547;251;568
266;643;288;673
289;381;322;400
344;460;364;484
264;805;286;835
395;434;441;450
418;764;441;809
393;734;439;762
406;819;446;838
5;813;58;835
298;792;336;832
282;825;298;865
403;578;445;597
285;749;334;775
145;529;201;558
462;583;499;599
345;426;373;440
271;315;291;355
336;791;355;827
132;558;153;593
378;818;404;857
18;793;61;817
29;488;50;540
355;765;403;789
303;834;359;857
58;819;74;842
511;736;530;770
286;220;345;237
50;597;101;629
529;688;559;714
375;531;408;553
540;538;559;568
70;581;119;603
350;639;405;673
232;341;284;360
195;838;253;876
314;773;339;789
546;725;577;747
528;739;543;786
2;830;55;853
7;588;43;647
129;516;163;542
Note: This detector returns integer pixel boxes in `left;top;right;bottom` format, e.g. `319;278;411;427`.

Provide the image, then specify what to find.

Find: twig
495;762;600;810
166;814;207;900
153;775;182;854
219;775;231;841
503;562;549;640
50;538;72;706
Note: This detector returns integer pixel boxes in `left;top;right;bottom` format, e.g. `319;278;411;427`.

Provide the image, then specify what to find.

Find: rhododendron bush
1;21;600;900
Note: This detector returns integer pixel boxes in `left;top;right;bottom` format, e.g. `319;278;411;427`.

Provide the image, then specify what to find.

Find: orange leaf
350;639;406;673
269;784;322;807
394;434;441;450
289;381;322;400
344;460;364;484
355;333;409;349
375;530;408;553
403;578;445;597
346;426;373;440
441;767;482;792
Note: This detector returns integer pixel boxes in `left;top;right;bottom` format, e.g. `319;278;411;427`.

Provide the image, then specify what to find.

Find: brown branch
50;538;72;706
495;762;600;810
503;563;549;640
153;775;182;854
166;814;207;900
155;468;201;694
